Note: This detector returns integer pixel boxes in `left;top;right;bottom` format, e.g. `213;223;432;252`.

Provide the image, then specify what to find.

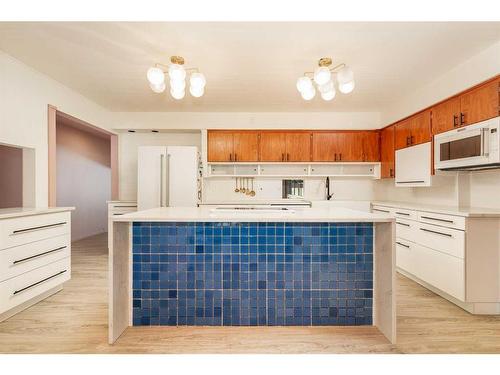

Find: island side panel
109;221;131;344
374;221;396;343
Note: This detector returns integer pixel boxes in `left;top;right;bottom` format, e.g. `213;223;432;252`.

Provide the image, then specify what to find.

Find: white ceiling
0;22;499;112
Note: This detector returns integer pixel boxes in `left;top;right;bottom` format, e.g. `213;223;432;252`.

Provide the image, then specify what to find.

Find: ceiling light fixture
296;57;355;101
147;56;206;100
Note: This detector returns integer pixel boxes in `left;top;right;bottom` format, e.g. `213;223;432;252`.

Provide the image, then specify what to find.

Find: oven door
435;127;490;170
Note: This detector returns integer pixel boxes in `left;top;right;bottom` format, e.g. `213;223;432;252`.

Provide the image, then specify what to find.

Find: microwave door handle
481;128;489;157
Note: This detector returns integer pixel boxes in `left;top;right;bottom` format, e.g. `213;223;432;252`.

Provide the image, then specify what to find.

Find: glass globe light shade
149;81;166;93
318;80;334;94
321;89;336;101
314;67;331;86
168;64;186;81
190;85;204;98
147;67;165;85
170;88;185;100
338;80;355;94
337;66;354;84
301;86;316;101
190;72;206;89
170;78;186;91
296;76;313;93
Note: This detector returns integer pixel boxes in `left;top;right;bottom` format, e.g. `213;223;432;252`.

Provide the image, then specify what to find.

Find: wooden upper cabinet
380;126;395;178
394;119;412;150
361;131;380;162
432;97;461;135
409;109;431;146
285;132;311;162
207;131;234;162
259;132;286;161
460;78;499;126
312;132;340;161
336;132;362;161
233;131;259;162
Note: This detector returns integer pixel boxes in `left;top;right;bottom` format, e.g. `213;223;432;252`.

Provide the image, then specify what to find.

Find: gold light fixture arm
154;56;199;74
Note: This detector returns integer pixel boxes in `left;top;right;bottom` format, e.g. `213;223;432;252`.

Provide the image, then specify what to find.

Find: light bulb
168;63;186;81
190;72;206;89
318;80;333;94
321;89;336;101
170;78;186;91
147;67;165;85
190;85;204;98
296;76;313;93
337;66;354;84
338;80;355;94
170;88;185;100
301;86;316;101
149;81;166;93
314;67;331;86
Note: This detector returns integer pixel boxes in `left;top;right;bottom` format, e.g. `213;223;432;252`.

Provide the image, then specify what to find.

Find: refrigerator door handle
159;154;164;207
165;153;171;207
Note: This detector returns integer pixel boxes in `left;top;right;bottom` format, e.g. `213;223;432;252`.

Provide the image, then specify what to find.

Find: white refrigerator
137;146;199;211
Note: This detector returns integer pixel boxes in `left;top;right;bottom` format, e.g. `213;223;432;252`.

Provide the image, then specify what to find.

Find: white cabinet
395;142;432;187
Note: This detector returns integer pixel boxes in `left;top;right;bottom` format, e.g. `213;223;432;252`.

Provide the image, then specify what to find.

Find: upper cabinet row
207;130;380;163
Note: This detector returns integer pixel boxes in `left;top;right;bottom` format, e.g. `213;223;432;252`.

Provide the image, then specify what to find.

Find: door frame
47;105;119;206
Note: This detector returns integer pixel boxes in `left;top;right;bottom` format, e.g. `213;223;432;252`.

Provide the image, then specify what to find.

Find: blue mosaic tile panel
132;222;373;326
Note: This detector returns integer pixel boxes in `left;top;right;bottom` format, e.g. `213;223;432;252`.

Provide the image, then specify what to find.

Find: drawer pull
113;213;125;216
396;222;410;227
420;216;454;224
420;228;452;238
13;246;67;265
395;211;410;216
396;241;410;248
396;180;425;184
114;205;137;208
13;270;67;295
373;208;390;213
11;222;67;236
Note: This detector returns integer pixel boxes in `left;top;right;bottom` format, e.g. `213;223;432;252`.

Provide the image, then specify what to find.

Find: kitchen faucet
326;176;333;201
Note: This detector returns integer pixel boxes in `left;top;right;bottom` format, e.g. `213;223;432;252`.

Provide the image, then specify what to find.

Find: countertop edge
0;207;75;220
372;201;500;218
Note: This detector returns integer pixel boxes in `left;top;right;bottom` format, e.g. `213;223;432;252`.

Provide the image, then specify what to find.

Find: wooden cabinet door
259;132;286;161
285;132;311;162
394;119;412;150
460;79;499;126
312;132;340;161
336;132;363;161
380;126;395;178
233;131;259;162
432;97;460;135
410;110;431;146
361;131;380;162
207;131;234;162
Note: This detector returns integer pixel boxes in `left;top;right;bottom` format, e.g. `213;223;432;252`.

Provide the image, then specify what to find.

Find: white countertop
200;199;311;206
372;201;500;218
113;206;394;223
0;207;75;220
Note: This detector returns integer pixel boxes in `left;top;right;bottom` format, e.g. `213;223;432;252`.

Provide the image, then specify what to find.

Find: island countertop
112;206;395;223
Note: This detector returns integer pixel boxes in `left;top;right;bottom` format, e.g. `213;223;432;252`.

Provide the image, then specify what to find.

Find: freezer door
137;146;167;210
166;146;198;207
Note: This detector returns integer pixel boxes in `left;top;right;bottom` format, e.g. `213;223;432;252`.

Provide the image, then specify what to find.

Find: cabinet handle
234;153;237;161
453;115;458;127
395;211;410;216
419;227;452;238
339;153;342;161
11;222;67;236
396;221;410;227
13;270;67;295
229;153;233;161
281;153;284;162
396;241;410;249
287;153;290;161
410;135;415;145
406;136;410;146
13;246;67;265
372;208;390;213
420;216;454;224
460;112;465;126
389;168;394;177
334;153;337;161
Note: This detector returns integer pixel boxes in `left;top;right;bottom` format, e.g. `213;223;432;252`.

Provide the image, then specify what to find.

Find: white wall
0;52;113;207
118;131;201;200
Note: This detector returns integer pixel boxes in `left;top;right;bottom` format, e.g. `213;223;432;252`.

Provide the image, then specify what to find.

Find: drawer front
413;243;465;301
0;257;71;314
416;222;465;259
109;207;137;216
417;211;465;230
395;218;417;242
371;205;394;215
0;234;70;282
396;239;414;274
393;208;417;220
0;212;71;250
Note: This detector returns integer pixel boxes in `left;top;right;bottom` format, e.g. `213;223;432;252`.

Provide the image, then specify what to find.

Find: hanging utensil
240;177;246;193
246;178;251;195
250;178;256;196
234;177;239;193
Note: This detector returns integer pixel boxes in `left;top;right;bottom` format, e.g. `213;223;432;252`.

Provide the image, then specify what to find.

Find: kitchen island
109;206;395;344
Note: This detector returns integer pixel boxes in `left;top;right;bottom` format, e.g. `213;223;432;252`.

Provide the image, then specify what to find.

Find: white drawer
0;257;71;314
0;234;70;282
412;243;465;301
371;205;394;215
393;207;417;220
0;212;71;250
417;211;465;230
396;239;414;274
416;222;465;259
395;218;417;242
109;207;137;217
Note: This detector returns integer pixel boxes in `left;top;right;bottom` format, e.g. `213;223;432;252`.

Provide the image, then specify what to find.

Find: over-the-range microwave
434;116;500;171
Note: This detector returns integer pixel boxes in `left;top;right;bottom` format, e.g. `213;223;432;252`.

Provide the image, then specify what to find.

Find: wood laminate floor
0;233;499;354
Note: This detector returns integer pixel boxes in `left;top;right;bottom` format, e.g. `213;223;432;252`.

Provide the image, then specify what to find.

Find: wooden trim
48;105;57;207
56;111;115;138
110;134;119;200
